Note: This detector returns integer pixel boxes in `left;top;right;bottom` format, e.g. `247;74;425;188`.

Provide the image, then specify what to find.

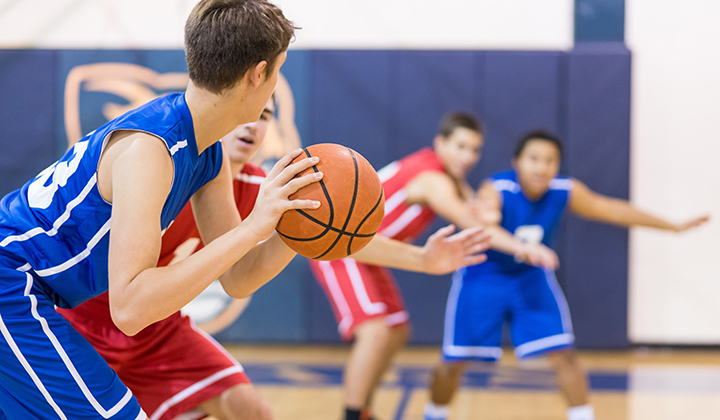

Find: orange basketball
275;143;385;260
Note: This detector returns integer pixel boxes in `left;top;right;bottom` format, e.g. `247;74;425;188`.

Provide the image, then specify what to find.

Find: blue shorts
0;264;145;419
442;266;574;362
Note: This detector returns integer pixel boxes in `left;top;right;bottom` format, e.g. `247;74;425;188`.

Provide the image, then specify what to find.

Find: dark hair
438;112;484;138
185;0;297;94
513;130;563;158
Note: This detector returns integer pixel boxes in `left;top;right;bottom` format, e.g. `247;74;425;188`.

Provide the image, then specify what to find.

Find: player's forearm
110;223;265;336
351;235;425;272
219;233;296;298
485;225;524;255
582;199;677;231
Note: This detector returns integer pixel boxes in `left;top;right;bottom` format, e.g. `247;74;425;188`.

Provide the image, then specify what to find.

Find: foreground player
0;1;313;418
424;130;709;420
56;99;276;420
309;112;494;420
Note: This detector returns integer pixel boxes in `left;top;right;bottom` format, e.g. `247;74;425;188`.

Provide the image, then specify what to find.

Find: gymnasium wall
5;0;712;348
0;45;631;349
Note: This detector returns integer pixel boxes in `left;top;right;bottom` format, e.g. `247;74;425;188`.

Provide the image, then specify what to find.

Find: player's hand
244;149;322;240
514;243;559;270
420;225;491;275
673;214;710;232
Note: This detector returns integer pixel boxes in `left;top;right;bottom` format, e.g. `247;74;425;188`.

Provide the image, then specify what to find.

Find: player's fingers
267;148;305;180
287;198;321;210
463;253;488;266
276;156;320;186
429;224;456;241
283;171;323;195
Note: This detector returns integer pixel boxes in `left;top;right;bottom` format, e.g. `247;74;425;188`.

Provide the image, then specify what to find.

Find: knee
255;398;273;420
221;384;273;420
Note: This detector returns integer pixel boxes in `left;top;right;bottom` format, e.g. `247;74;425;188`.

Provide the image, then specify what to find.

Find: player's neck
230;161;246;178
185;81;256;155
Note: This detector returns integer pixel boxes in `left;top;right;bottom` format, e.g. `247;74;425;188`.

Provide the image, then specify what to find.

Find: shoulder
488;171;520;193
235;163;266;186
549;175;574;191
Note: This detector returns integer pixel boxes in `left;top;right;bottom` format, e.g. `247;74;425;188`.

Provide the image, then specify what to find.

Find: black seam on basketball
278;211;376;240
275;147;336;242
312;148;360;259
347;188;384;255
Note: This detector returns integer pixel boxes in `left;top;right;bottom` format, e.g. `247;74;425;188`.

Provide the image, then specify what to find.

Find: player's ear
432;134;445;150
250;61;268;88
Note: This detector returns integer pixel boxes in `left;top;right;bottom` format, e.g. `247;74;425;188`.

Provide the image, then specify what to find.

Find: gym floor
213;345;720;420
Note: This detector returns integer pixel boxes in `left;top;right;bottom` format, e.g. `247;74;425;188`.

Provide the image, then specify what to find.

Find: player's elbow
109;304;145;337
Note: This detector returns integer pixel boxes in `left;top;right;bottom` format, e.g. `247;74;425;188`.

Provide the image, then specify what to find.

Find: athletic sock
567;404;596;420
423;403;450;420
345;408;362;420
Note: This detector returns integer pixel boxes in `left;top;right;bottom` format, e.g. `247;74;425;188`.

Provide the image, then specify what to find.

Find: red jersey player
309;112;490;420
58;100;491;420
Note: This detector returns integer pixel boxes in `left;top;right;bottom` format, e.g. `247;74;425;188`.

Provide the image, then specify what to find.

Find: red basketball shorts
309;258;409;340
62;311;250;420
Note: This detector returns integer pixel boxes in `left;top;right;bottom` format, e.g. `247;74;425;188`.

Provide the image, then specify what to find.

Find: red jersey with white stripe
57;163;265;420
377;147;446;242
310;148;448;340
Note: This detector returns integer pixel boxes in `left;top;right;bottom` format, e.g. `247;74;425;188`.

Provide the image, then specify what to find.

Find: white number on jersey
28;141;89;209
514;224;545;244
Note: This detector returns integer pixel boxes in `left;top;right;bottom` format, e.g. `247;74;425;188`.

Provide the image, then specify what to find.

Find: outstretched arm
568;179;710;231
351;225;490;275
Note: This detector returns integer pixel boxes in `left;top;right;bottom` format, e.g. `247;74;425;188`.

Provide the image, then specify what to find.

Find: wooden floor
202;345;720;420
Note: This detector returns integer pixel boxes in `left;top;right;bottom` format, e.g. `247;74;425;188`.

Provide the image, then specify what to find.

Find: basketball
275;143;385;260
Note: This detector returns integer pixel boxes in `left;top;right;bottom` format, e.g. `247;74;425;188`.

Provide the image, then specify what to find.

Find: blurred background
0;0;718;350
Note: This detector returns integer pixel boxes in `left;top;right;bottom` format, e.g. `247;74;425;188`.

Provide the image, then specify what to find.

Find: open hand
673;214;710;232
420;225;491;275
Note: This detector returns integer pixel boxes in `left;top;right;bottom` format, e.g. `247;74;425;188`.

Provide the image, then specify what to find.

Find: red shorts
309;258;409;340
58;309;249;420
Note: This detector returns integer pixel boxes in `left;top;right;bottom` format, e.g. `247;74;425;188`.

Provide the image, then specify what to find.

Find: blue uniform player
424;130;709;420
0;1;309;419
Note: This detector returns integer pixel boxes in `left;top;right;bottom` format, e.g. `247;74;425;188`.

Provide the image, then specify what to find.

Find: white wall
627;0;720;344
0;0;573;50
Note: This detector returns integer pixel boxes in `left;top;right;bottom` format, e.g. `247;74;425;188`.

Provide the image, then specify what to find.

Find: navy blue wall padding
0;47;632;348
575;0;625;42
0;50;57;197
563;43;631;348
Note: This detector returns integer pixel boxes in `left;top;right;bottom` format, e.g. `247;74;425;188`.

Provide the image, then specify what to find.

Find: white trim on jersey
383;189;408;216
34;219;111;277
442;270;503;360
1;272;135;419
150;365;245;420
168;140;188;156
492;179;520;193
514;333;575;359
379;204;423;238
235;172;265;184
376;160;400;183
317;260;355;336
0;174;98;248
385;310;409;326
343;259;387;315
549;178;573;190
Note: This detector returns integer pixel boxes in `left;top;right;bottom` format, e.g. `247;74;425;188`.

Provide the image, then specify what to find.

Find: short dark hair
514;130;563;158
438;112;484;138
185;0;297;94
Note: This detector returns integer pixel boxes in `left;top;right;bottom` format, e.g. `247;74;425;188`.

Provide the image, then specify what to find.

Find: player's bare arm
476;180;559;269
351;225;490;274
104;134;318;336
193;148;323;299
568;179;710;231
405;171;482;230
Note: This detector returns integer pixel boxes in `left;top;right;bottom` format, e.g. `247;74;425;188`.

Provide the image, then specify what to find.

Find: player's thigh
510;269;574;359
441;272;509;362
198;383;272;420
0;268;143;420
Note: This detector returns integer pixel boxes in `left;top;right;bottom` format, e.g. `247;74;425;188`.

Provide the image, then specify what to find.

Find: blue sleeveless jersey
0;93;223;308
468;170;572;275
